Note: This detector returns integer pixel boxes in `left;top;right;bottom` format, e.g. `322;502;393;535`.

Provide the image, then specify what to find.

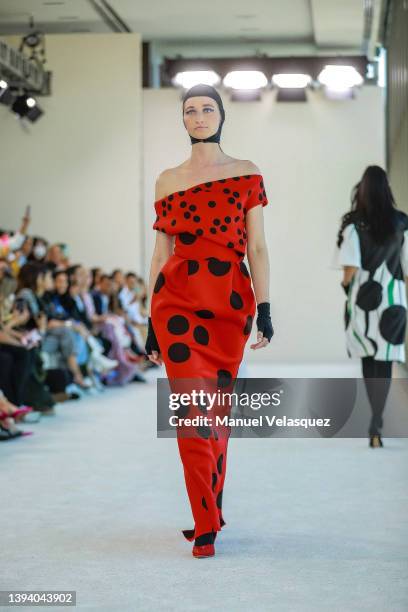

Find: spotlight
0;79;14;106
223;70;268;90
317;65;363;92
26;104;44;122
272;74;312;89
11;93;44;122
173;70;220;88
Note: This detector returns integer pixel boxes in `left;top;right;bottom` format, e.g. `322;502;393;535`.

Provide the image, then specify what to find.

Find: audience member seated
0;216;152;442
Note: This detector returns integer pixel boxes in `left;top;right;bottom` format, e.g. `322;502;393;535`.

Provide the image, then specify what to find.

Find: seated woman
0;262;50;431
91;275;146;384
46;269;118;376
0;298;35;407
16;262;90;389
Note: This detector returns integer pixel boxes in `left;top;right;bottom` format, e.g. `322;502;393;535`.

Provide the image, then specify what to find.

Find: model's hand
145;317;163;365
250;302;274;350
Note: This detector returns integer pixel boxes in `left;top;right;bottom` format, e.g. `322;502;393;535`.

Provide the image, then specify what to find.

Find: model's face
183;96;221;140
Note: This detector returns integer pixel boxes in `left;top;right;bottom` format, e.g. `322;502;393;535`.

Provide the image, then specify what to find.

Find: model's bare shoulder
155;169;176;201
238;160;262;175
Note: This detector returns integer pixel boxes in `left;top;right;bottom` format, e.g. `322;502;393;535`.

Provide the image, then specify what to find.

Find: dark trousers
361;356;393;436
0;343;34;406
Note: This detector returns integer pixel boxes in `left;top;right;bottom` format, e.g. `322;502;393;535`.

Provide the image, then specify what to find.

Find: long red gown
151;173;268;540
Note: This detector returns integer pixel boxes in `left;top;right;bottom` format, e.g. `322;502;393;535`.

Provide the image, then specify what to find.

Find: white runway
1;364;407;611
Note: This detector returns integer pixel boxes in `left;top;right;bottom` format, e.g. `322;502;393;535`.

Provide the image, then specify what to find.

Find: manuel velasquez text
169;415;331;428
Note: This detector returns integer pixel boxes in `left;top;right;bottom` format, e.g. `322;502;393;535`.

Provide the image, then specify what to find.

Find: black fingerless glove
145;317;160;354
256;302;274;342
341;282;351;296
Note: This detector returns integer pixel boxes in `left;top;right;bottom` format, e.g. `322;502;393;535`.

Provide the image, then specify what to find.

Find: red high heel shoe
0;406;33;420
0;421;33;439
192;543;215;558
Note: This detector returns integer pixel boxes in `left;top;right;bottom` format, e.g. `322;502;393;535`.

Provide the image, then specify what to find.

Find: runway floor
1;363;407;611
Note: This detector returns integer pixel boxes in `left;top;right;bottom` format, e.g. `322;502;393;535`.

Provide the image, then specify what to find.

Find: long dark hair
337;165;398;247
17;262;46;293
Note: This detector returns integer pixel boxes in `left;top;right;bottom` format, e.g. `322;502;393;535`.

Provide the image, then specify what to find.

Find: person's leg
0;344;33;406
371;359;393;435
71;331;89;367
361;357;392;436
50;328;87;385
0;350;14;402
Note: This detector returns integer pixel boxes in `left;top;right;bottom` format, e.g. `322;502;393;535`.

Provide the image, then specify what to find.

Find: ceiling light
272;73;311;89
11;93;44;122
172;70;220;89
223;70;268;90
318;65;363;92
0;79;14;106
26;105;44;122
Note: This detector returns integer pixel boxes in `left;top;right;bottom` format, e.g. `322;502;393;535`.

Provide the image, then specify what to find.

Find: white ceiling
0;0;383;57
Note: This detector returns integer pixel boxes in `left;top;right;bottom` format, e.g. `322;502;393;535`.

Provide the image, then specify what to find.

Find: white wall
1;42;385;364
0;33;143;271
143;86;385;363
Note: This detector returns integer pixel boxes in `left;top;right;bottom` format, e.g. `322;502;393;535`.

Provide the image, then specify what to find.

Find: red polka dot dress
151;173;268;541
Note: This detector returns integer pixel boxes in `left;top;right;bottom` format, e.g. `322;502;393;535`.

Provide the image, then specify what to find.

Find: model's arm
401;229;408;285
246;207;270;304
244;161;270;304
342;265;358;287
147;173;175;317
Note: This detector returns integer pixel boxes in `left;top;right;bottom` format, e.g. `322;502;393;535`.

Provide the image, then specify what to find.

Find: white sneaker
87;335;104;354
90;353;119;373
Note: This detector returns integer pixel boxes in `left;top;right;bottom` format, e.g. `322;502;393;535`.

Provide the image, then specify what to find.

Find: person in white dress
332;166;408;447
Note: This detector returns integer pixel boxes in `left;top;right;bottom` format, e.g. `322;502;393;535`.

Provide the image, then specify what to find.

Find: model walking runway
146;84;273;557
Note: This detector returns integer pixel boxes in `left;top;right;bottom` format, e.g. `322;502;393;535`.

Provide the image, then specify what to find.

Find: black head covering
182;84;225;144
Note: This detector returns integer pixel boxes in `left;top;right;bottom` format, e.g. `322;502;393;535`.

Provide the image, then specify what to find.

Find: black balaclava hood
182;84;225;144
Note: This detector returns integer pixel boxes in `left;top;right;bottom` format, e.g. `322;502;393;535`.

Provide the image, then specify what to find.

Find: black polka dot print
150;174;269;540
167;315;189;335
336;211;408;362
168;342;190;363
193;325;209;345
230;290;243;309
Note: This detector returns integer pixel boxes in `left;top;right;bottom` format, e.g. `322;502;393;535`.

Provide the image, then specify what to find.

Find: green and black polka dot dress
333;211;408;362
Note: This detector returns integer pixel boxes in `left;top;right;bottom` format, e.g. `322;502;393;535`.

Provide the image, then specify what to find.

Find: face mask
33;244;47;259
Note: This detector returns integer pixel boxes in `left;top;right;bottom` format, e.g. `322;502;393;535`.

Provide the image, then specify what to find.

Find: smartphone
25;205;31;217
